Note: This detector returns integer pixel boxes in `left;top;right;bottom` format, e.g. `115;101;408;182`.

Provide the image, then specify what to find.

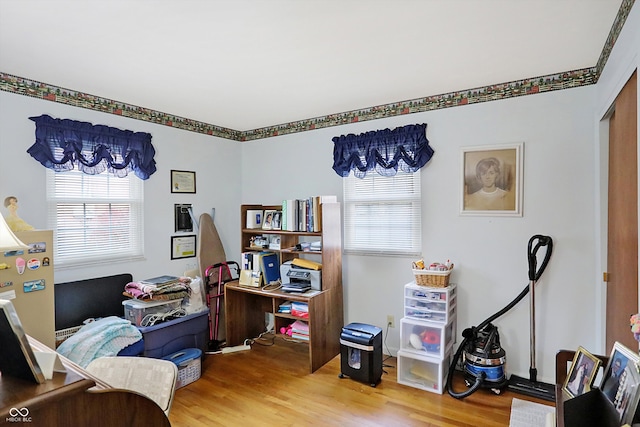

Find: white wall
241;86;598;384
0;91;242;284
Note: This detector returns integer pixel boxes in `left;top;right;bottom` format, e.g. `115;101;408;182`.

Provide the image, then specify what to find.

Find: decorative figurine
3;196;34;232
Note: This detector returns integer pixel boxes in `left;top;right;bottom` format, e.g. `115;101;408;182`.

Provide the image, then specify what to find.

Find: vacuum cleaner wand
507;234;555;402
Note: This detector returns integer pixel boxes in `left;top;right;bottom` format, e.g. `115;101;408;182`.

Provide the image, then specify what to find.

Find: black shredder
338;322;382;387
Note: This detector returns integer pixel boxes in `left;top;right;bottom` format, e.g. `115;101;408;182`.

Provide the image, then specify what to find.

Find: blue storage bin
137;310;208;358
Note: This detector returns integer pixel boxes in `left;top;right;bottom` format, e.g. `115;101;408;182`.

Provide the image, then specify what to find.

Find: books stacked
240;251;280;285
291;301;309;318
291;320;309;341
278;301;292;314
281;195;337;232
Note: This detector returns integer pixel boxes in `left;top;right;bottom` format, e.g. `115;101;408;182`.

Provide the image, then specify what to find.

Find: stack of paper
278;301;292;314
291;320;309;341
291;301;309;318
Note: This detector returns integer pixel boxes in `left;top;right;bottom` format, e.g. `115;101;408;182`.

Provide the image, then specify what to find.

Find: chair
85;356;178;416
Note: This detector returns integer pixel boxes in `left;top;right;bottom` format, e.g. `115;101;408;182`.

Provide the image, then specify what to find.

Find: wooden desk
225;281;343;373
0;337;170;427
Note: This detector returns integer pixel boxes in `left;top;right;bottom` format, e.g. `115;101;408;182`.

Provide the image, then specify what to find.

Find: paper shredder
339;322;382;387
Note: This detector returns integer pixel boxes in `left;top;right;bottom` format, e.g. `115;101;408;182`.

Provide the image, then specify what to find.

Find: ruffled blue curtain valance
27;114;156;180
332;123;434;178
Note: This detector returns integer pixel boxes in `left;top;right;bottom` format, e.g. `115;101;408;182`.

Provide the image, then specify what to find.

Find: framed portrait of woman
562;346;602;398
460;142;523;217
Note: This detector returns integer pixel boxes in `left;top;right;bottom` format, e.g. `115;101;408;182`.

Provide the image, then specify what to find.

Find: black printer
338;322;382;387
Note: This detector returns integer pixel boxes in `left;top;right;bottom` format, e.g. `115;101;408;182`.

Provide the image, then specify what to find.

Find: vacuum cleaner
447;235;555;401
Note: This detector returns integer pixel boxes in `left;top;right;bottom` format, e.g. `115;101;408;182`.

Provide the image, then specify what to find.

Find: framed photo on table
171;170;196;193
600;341;640;424
460;142;523;217
0;299;45;384
562;346;601;398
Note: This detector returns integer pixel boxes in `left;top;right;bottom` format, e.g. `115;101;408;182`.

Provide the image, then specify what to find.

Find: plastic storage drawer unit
338;323;382;387
397;349;452;394
123;298;183;327
404;282;456;323
137;310;209;358
400;317;456;359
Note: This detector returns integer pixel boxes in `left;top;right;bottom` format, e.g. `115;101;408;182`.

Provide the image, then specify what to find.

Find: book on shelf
278;301;292;313
241;250;274;272
280;195;337;232
260;252;280;285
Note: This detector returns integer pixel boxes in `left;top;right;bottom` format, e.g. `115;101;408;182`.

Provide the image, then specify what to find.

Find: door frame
596;65;640;355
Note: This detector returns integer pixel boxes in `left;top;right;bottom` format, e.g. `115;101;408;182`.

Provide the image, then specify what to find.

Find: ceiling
0;0;624;132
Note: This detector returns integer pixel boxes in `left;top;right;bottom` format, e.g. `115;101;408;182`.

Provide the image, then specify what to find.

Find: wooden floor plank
169;337;553;426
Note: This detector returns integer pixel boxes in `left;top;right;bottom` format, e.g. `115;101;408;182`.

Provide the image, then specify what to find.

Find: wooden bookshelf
225;202;343;372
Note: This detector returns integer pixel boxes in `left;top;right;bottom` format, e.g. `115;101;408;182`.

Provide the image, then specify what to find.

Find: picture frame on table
460;142;523;217
600;341;640;424
0;299;45;384
562;346;602;398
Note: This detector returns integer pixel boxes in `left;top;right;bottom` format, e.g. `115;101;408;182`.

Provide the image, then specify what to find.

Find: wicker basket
413;268;452;288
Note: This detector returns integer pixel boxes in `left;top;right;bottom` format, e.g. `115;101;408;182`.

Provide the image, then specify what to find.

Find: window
47;169;144;267
343;170;421;256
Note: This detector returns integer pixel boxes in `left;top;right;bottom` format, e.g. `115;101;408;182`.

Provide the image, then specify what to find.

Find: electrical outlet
387;315;395;328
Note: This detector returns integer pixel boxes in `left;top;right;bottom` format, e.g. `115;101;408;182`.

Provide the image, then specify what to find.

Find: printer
280;261;321;291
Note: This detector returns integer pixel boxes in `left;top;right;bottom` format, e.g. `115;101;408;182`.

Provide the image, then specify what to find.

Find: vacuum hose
446;235;553;399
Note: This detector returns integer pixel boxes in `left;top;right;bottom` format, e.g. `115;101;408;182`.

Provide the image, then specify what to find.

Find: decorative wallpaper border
0;0;634;142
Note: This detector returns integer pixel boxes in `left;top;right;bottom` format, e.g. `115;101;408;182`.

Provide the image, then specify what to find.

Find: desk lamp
0;214;29;251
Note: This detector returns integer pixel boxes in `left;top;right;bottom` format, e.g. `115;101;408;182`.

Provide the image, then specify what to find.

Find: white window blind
46;169;144;267
343;170;422;256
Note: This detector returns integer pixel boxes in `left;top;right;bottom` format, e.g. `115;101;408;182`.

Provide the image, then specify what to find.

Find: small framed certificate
171;235;197;259
171;170;196;193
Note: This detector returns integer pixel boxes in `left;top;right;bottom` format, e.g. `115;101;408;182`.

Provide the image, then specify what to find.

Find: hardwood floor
168;337;554;427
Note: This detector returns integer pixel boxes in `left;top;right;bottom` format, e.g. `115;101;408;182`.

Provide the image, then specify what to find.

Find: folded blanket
124;277;191;300
56;316;142;368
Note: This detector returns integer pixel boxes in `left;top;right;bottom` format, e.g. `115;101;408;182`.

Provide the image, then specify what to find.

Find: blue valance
27;114;157;180
332;123;434;178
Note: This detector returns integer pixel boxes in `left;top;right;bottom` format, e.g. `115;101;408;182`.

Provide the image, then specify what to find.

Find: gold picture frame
563;346;602;398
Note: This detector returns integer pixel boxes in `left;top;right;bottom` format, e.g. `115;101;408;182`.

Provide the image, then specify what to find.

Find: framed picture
0;299;45;383
171;235;197;259
171;170;196;193
174;204;193;232
262;210;276;230
601;341;640;423
271;211;282;230
563;346;602;398
460;142;523;216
